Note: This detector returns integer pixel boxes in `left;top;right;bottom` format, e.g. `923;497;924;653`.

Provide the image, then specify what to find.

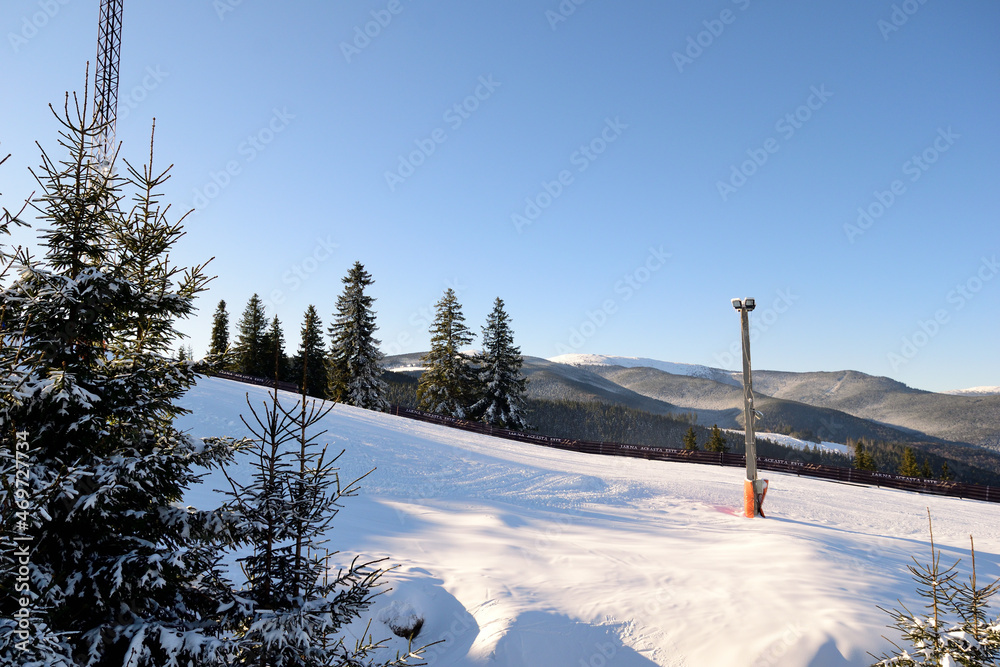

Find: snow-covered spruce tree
210;299;230;358
326;262;388;411
290;304;326;398
417;288;476;418
872;513;1000;666
0;93;245;665
470;297;529;430
262;314;289;382
220;381;420;666
234;293;269;377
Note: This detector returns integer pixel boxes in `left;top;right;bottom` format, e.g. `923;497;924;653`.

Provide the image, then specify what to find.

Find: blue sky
2;0;998;392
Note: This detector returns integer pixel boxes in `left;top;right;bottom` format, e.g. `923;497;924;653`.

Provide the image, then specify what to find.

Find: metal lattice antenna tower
93;0;123;168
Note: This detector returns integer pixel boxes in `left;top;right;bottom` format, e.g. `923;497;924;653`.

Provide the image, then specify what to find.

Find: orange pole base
744;479;769;518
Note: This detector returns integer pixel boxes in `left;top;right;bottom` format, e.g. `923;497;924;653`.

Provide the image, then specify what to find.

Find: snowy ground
178;377;1000;666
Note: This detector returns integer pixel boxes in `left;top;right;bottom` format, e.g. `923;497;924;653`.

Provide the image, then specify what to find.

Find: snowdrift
178;377;1000;666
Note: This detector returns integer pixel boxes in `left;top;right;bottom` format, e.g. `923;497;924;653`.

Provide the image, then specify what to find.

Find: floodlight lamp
744;297;756;311
731;298;743;310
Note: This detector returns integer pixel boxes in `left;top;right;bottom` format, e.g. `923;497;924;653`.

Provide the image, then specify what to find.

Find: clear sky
2;0;998;392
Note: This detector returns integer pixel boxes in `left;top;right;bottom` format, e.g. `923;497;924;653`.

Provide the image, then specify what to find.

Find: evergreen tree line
208;260;387;411
850;438;976;483
209;280;530;430
203;251;997;485
0;94;417;665
414;289;530;430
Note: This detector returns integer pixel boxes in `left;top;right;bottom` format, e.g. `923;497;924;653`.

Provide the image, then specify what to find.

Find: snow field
178;377;1000;666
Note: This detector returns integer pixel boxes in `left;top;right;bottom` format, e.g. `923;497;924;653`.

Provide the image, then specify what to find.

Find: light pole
731;297;768;518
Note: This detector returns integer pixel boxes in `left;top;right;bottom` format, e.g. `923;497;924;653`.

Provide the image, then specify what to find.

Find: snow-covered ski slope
179;377;1000;666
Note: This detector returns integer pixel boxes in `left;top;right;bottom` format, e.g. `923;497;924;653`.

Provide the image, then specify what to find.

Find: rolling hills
546;354;1000;451
384;352;1000;482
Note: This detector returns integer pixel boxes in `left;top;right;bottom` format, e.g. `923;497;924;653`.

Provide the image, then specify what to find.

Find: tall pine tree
234;293;268;377
417;288;476;418
705;425;729;453
853;441;877;472
290;305;327;397
261;314;289;382
682;427;698;451
899;446;921;477
326;262;388;411
0;90;245;665
209;298;230;359
471;297;529;430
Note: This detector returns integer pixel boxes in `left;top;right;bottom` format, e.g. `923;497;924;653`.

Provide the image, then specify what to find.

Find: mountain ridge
386;352;1000;453
546;354;1000;451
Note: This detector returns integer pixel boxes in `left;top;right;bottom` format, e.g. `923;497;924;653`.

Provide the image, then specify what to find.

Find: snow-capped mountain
945;386;1000;396
548;353;740;386
540;354;1000;452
